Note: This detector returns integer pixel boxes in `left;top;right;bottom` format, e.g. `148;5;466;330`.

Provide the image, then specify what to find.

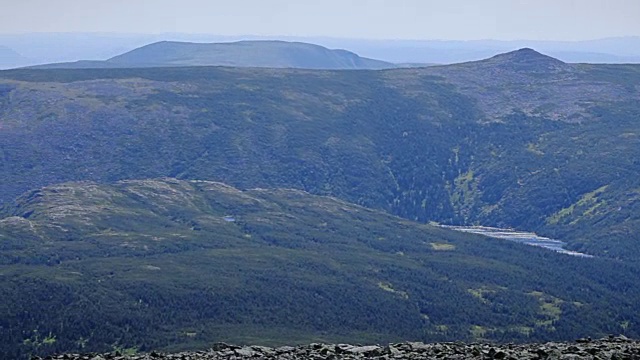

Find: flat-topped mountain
1;178;639;358
29;40;396;70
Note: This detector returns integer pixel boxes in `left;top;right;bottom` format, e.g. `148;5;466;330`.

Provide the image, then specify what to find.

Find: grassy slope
1;178;639;358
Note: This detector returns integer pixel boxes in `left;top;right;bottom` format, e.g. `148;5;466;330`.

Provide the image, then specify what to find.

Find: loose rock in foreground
33;335;640;360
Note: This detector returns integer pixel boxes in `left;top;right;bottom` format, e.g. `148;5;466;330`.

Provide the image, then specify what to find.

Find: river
441;225;594;258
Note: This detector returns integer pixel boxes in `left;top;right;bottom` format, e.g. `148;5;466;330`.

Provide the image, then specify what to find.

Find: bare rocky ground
33;335;640;360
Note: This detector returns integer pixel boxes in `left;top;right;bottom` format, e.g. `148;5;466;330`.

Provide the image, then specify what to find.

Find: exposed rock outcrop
33;336;639;360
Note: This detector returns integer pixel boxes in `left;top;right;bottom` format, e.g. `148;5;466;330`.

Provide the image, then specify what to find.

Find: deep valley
1;47;640;358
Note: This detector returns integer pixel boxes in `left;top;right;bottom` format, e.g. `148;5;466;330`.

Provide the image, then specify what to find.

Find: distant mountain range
1;33;640;69
28;40;397;70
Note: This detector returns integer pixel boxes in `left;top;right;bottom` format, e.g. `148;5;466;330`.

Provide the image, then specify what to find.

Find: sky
1;0;639;41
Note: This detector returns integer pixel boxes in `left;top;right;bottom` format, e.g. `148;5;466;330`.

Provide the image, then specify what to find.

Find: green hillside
1;178;638;359
1;49;638;259
28;40;396;70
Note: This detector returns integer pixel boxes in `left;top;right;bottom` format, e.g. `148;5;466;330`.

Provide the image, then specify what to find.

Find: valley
440;225;593;258
1;48;638;261
1;47;640;358
3;1;639;359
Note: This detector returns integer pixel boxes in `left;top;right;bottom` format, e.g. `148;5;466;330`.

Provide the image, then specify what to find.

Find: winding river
441;225;594;258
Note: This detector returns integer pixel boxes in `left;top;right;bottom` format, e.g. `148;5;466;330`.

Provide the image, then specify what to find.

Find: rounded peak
483;47;569;72
513;47;540;54
492;48;564;63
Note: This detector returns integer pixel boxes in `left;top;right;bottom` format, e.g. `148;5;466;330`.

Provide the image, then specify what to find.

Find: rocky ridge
33;336;639;360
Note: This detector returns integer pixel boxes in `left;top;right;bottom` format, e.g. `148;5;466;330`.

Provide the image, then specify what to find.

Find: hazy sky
1;0;639;41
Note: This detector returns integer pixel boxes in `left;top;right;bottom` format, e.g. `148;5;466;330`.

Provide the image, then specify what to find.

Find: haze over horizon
1;0;639;41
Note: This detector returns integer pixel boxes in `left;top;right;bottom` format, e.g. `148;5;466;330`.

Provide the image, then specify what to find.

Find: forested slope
1;49;639;258
1;179;638;358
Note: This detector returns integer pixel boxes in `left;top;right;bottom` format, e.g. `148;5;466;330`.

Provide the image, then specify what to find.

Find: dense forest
1;50;638;260
1;179;639;358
